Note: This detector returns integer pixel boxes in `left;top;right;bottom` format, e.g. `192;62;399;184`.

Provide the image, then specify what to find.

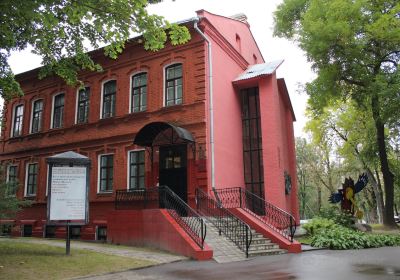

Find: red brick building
0;10;300;258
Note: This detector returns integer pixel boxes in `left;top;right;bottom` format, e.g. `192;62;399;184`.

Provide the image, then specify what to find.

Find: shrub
310;226;400;249
318;206;354;228
302;218;337;235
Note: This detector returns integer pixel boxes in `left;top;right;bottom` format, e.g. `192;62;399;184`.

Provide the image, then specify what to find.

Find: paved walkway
82;246;400;280
0;237;186;264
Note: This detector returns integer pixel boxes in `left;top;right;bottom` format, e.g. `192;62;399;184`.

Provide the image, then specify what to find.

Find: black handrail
115;186;206;250
214;187;296;242
195;188;252;257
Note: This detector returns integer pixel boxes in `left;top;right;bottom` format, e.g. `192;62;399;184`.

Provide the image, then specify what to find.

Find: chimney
229;13;249;26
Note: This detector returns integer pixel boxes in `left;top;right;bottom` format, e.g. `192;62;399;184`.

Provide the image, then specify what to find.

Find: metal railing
195;188;252;257
214;187;296;242
115;186;206;250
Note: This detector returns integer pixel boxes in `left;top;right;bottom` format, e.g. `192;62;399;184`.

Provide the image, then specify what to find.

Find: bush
310;226;400;249
302;218;337;235
318;206;354;228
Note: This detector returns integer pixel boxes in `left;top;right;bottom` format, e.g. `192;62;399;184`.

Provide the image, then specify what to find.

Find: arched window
52;93;64;129
31;99;43;133
102;80;116;118
165;64;183;106
131;73;147;112
76;87;90;124
12;104;24;137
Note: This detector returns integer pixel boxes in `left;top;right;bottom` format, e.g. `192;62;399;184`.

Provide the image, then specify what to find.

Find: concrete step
248;248;287;257
249;243;280;251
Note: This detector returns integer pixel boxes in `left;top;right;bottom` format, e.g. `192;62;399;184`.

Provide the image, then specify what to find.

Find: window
25;163;38;196
102;80;116;118
31;100;43;133
99;154;113;192
12;104;24;137
7;165;17;183
69;226;81;239
165;64;183;106
131;73;147;112
77;87;90;124
240;87;265;213
45;225;56;238
23;225;32;237
7;165;18;196
52;94;64;128
97;226;107;241
128;150;145;190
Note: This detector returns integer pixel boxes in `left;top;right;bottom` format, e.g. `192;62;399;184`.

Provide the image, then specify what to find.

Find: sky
8;0;315;137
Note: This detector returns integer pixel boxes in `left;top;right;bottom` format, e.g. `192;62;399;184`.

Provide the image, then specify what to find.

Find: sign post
47;151;90;255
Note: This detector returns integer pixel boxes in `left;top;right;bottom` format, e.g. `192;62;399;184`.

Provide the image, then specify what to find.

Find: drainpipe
194;18;215;192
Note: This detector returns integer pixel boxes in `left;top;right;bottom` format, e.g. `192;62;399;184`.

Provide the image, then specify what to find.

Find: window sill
73;122;90;131
97;191;113;196
96;117;116;127
47;128;65;137
24;195;36;200
158;104;186;115
123;111;149;122
8;136;24;143
26;132;44;140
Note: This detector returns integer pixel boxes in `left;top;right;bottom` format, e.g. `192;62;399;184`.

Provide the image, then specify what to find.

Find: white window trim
24;162;38;197
100;79;116;119
163;62;183;107
75;86;89;124
30;99;43;134
50;93;64;129
11;103;24;138
6;164;17;183
46;164;49;196
97;153;114;193
127;149;145;190
129;71;147;114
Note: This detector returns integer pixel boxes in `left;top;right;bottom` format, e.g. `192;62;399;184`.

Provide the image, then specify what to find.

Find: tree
0;0;190;100
0;178;31;220
306;101;386;223
296;137;342;218
274;0;400;227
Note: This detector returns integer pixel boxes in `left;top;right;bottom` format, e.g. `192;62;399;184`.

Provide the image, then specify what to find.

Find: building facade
0;10;299;254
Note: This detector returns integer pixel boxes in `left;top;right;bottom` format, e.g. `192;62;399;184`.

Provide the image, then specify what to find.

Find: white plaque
49;166;87;221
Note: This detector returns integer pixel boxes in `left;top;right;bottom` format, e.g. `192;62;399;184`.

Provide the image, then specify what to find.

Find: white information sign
49;166;87;221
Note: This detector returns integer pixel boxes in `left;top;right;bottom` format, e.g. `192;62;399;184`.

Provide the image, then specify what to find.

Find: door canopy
133;122;195;147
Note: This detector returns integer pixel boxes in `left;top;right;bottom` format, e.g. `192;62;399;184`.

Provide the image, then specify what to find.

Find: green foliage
310;226;400;250
0;180;31;219
275;0;400;226
302;218;337;235
0;0;191;99
318;206;354;228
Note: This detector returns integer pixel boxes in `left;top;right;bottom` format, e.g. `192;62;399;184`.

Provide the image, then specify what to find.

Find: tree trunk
365;168;384;223
317;186;322;213
371;95;396;227
353;148;385;223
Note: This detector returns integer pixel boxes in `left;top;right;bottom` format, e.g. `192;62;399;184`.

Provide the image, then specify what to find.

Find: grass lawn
0;241;155;280
369;224;400;235
296;235;312;245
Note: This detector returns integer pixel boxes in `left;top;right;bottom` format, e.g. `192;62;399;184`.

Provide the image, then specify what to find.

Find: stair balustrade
214;187;296;242
195;188;252;257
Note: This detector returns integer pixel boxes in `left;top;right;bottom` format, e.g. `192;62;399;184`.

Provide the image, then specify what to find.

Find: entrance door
159;145;187;203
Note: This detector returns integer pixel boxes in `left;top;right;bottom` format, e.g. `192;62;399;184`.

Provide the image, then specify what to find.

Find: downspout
194;18;215;192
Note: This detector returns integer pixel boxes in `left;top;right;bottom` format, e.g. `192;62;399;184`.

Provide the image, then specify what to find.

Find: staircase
195;188;286;262
248;230;286;257
204;219;285;263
